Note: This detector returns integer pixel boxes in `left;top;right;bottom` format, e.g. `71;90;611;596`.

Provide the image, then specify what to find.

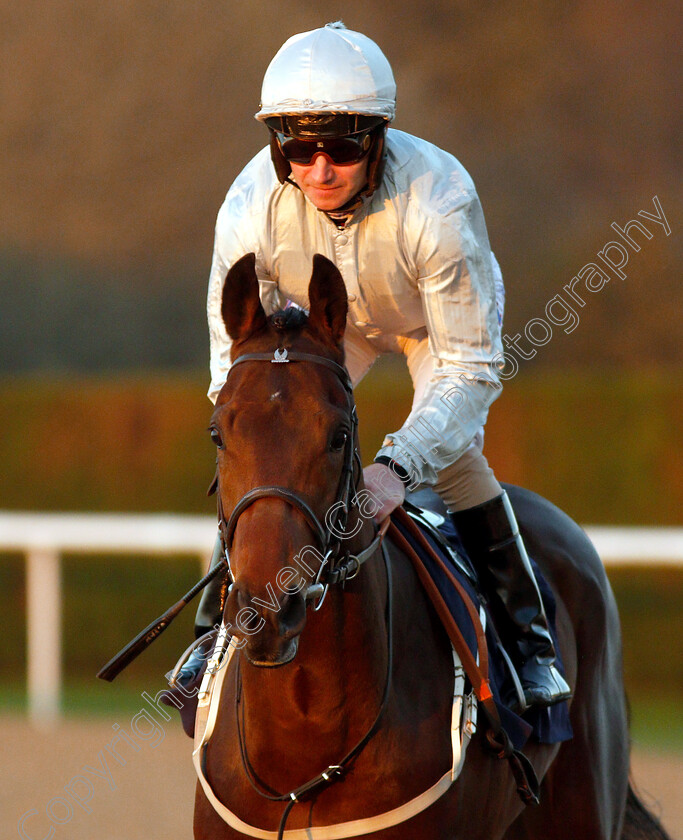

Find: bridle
214;347;387;610
205;346;394;838
95;343;387;689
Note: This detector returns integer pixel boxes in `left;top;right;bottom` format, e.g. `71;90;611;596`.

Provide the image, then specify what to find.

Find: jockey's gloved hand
363;462;406;523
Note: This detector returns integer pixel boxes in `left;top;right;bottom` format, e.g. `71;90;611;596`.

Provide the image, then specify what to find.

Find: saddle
401;489;572;748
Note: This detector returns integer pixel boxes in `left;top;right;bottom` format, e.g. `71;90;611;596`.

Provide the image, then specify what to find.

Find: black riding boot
173;533;226;689
450;491;572;710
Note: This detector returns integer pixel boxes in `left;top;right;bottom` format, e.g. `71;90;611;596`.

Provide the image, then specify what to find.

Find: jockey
179;22;571;710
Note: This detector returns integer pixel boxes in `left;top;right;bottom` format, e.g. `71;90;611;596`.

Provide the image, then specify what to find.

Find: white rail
1;511;681;725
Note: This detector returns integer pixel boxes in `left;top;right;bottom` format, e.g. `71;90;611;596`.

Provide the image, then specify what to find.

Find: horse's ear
221;253;268;341
307;254;348;346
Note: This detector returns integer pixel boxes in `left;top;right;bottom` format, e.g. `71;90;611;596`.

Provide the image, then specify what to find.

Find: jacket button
335;234;349;245
348;294;357;302
354;320;367;328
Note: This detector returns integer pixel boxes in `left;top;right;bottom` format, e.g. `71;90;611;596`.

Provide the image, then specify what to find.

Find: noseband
215;348;384;608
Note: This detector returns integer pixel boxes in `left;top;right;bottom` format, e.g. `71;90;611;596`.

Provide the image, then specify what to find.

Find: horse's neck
239;554;389;753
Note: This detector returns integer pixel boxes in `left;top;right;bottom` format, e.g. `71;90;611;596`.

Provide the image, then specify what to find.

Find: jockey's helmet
255;22;396;196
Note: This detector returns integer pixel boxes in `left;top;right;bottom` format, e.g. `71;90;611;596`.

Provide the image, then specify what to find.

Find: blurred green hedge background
0;363;680;749
1;363;679;523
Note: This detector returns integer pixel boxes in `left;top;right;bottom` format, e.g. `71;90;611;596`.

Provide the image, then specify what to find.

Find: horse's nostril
237;585;252;610
225;582;306;644
278;592;307;638
224;582;252;628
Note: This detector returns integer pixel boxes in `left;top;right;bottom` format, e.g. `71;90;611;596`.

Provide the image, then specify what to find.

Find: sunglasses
275;130;373;166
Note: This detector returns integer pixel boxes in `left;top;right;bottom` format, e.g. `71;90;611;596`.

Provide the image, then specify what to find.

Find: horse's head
211;253;371;666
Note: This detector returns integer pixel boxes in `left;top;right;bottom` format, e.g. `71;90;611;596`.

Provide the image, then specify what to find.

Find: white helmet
255;22;396;122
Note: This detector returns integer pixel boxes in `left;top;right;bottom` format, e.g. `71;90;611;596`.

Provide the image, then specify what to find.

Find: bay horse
193;252;669;840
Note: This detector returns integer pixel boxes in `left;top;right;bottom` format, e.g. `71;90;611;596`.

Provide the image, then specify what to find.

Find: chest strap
192;630;476;839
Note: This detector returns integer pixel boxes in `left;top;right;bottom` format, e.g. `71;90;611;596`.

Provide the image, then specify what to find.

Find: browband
230;350;353;393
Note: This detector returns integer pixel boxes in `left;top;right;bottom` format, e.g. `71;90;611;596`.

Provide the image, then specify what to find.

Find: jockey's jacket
207;128;505;487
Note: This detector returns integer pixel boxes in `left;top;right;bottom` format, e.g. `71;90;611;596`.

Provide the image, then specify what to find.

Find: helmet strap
361;124;387;198
269;131;292;184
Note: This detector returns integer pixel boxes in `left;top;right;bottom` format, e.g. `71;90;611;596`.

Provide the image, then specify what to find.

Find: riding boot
174;533;226;689
450;491;572;710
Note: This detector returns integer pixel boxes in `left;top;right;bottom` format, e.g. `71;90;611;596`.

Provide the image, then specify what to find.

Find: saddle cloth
402;491;573;749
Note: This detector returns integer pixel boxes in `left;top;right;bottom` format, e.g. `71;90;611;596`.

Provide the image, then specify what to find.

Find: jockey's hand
363;462;406;524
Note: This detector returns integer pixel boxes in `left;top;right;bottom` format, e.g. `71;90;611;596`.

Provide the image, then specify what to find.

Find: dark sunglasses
275;130;373;165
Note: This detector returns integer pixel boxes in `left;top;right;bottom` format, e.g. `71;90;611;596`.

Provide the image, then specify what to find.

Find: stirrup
518;659;572;709
166;629;217;688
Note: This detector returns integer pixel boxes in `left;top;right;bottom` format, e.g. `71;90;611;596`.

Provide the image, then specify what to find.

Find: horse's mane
269;308;309;332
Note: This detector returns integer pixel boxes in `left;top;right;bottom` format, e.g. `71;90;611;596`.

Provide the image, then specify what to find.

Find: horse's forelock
257;306;346;367
269;308;309;332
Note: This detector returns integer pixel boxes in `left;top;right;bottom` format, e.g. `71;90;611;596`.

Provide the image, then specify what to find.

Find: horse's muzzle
225;582;307;667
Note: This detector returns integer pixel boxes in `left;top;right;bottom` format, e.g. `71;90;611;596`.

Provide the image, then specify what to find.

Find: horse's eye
330;429;348;452
209;427;224;449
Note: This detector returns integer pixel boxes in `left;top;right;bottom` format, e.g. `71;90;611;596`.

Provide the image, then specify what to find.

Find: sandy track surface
4;715;680;839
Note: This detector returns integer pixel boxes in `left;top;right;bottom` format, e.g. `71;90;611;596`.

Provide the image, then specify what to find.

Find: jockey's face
290;153;369;211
